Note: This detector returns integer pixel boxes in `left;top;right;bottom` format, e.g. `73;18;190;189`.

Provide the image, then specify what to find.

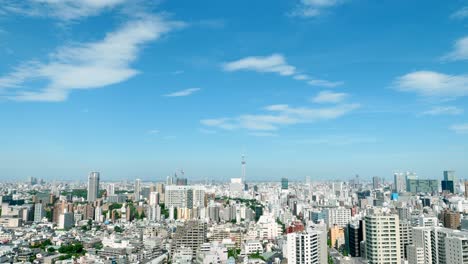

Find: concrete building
286;229;327;264
87;172;100;202
365;210;401;264
394;173;407;193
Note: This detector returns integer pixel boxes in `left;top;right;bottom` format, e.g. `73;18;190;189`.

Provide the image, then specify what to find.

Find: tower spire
241;154;246;182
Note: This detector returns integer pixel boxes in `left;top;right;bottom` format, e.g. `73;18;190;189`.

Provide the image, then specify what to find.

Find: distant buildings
87;172;100;202
406;179;438;193
442;170;456;193
394;173;407;193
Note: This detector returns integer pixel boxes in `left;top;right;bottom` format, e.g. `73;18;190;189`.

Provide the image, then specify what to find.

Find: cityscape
1;0;468;264
0;164;468;264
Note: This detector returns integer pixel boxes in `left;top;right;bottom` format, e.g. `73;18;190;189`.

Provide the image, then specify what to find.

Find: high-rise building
165;186;205;209
431;227;468;264
399;220;412;259
411;227;432;264
365;210;401;264
465;181;468;199
134;179;141;201
171;221;207;260
372;176;381;189
442;210;461;230
406;179;438;194
324;207;351;227
149;191;159;206
87;172;100;202
229;178;243;195
286;229;327;264
394;173;407;193
346;220;364;257
58;211;74;230
34;203;45;222
107;183;115;196
281;178;289;190
442;170;456;193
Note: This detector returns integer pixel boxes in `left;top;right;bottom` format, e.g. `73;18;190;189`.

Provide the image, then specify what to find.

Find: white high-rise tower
87;172;100;202
241;154;246;182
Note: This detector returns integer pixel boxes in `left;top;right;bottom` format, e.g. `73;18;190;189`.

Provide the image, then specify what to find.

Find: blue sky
0;0;468;182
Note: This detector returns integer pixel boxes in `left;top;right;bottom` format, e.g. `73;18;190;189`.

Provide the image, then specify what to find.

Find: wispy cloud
451;7;468;20
223;54;342;87
201;103;359;131
163;88;200;97
0;0;128;21
289;0;344;18
394;71;468;98
421;106;463;116
0;15;184;102
223;54;296;76
311;90;348;103
442;36;468;61
450;123;468;134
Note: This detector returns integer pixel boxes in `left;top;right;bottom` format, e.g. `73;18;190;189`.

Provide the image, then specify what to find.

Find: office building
281;178;288;190
165;185;205;209
33;203;45;222
373;176;381;189
394;173;407;193
324;207;351;227
346;221;364;257
87;172;100;202
134;179;141;201
149;192;159;206
406;179;438;193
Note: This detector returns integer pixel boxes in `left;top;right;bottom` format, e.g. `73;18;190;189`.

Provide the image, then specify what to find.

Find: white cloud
312;90;348;103
422;106;463;116
443;36;468;61
223;54;342;87
164;88;200;97
451;7;468;20
307;79;343;87
450;123;468;134
290;0;343;18
395;71;468;98
0;16;183;102
1;0;127;20
223;54;296;76
201;103;359;131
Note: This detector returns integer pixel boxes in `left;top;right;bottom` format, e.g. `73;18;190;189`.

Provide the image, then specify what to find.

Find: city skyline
1;0;468;180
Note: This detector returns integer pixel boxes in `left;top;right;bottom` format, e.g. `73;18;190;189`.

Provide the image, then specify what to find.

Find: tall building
442;210;461;230
365;210;401;264
465;181;468;199
406;179;438;193
134;179;141;201
411;227;432;264
87;172;100;202
281;178;289;190
399;220;412;259
324;207;351;227
287;228;327;264
107;183;115;196
58;211;74;230
165;185;205;209
394;173;407;193
149;192;159;206
171;221;207;260
431;227;468;264
442;170;456;193
229;178;243;195
34;203;45;222
346;220;364;257
372;176;381;189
